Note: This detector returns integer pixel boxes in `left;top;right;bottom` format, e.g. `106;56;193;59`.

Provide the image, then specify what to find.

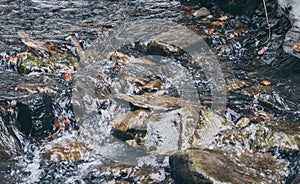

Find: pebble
193;7;210;18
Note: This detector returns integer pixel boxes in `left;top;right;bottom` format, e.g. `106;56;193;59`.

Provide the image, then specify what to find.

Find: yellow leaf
219;15;228;21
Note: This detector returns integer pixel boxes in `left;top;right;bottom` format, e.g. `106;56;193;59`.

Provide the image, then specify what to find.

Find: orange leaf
260;80;271;86
206;27;215;33
7;56;18;65
211;21;226;26
65;72;72;81
120;55;129;61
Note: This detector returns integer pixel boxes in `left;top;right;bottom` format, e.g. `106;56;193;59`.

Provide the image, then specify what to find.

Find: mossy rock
18;54;78;74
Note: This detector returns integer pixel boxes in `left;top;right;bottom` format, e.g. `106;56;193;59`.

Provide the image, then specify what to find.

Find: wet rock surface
86;160;174;183
0;101;23;160
16;93;54;137
278;0;300;59
0;71;74;166
42;139;93;161
170;148;288;184
0;0;299;183
212;121;300;153
17;53;78;74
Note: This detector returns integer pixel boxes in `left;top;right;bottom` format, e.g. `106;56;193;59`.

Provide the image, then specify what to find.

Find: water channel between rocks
0;0;299;183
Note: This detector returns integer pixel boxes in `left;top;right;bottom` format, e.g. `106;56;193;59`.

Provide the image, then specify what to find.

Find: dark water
0;0;181;52
0;0;299;183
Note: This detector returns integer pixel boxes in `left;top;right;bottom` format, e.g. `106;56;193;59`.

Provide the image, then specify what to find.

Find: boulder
110;106;229;155
144;109;182;154
17;92;54;137
17;53;78;74
170;148;288;184
0;72;66;138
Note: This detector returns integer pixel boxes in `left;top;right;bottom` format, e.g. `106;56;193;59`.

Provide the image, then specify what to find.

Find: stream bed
0;0;299;183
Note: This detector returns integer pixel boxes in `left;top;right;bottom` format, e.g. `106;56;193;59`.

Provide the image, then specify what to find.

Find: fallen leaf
6;56;18;65
205;27;215;33
225;28;249;40
65;72;72;81
211;21;226;26
258;46;268;55
120;55;130;62
109;51;130;62
219;15;228;21
254;110;273;123
47;117;71;140
293;44;300;52
260;80;271;86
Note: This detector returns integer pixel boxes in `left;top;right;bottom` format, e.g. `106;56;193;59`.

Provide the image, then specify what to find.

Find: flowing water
0;0;299;183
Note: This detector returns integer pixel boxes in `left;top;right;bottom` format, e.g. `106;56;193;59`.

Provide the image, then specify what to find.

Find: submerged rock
144;106;225;154
0;77;58;159
85;161;173;183
17;83;54;95
241;84;272;96
170;148;288;184
193;7;210;18
213;121;300;153
226;78;250;92
42;139;93;161
0;72;70;139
